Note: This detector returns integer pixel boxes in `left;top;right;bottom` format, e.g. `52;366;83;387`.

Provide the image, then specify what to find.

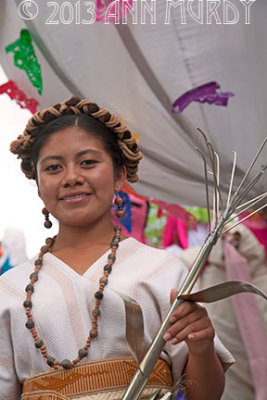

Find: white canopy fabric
0;0;266;207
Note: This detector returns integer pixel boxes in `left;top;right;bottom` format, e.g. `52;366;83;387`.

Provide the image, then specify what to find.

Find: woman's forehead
38;126;106;156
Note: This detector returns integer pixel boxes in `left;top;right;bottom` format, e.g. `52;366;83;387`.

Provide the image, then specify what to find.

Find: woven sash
22;357;173;400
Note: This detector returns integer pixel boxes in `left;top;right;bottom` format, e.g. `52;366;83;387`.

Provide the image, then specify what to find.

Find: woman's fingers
187;327;215;342
171;308;208;338
169;289;198;323
164;308;210;342
164;288;215;353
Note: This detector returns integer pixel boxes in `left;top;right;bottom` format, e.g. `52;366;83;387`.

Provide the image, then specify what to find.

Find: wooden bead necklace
23;225;122;370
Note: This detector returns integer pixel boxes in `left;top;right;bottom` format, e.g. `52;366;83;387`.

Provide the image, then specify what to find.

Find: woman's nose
61;166;85;187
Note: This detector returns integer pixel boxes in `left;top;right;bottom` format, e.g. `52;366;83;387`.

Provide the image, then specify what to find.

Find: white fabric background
0;0;266;208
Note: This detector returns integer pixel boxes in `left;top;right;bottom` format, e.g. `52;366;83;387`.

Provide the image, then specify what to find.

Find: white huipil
0;237;234;399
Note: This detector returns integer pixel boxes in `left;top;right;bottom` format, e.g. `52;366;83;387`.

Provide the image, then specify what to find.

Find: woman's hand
163;290;225;399
163;289;215;355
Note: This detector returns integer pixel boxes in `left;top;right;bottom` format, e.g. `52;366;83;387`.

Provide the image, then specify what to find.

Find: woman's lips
60;193;91;203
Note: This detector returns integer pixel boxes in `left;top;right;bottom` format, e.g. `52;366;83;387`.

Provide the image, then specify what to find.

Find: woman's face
36;126;126;229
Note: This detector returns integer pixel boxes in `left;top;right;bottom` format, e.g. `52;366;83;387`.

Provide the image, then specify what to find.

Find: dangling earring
114;192;124;219
42;207;52;229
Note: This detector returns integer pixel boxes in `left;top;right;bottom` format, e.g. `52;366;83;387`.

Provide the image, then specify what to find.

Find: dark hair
31;114;124;178
10;96;142;182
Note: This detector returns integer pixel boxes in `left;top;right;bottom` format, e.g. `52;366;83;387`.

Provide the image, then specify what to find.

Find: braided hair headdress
10;96;142;183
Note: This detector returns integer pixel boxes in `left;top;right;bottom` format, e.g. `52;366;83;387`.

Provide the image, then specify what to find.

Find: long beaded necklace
23;225;122;370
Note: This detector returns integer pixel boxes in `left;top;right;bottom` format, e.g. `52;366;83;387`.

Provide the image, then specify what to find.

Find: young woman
0;97;233;400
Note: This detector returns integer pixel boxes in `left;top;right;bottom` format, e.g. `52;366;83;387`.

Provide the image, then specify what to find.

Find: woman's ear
114;166;127;192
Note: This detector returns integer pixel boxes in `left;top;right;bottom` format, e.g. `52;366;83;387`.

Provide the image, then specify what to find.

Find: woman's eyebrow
39;155;63;166
39;149;103;166
76;149;102;158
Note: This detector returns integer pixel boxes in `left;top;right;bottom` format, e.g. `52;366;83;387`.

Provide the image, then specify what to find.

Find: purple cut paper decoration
175;390;187;400
172;82;234;114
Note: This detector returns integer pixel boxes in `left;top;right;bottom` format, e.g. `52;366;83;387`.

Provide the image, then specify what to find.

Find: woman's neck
53;219;115;251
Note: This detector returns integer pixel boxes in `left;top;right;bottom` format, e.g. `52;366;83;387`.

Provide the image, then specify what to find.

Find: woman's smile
59;192;92;203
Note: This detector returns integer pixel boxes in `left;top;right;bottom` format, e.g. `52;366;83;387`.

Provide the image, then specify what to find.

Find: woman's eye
45;164;61;172
81;160;98;166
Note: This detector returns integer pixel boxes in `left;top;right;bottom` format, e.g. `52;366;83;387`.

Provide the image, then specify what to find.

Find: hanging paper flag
5;29;43;95
172;82;234;114
185;206;212;224
114;191;132;232
133;132;139;142
123;183;196;229
96;0;133;22
145;203;167;247
152;199;196;229
0;80;39;114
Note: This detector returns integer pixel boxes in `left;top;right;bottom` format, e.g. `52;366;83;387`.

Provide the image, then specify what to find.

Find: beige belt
21;357;173;400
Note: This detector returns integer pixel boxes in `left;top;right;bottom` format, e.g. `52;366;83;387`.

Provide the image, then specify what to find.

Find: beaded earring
114;193;124;219
42;207;52;229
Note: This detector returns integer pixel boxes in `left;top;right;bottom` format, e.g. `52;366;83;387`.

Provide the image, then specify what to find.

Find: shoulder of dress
123;237;187;271
127;237;181;257
0;259;36;312
0;258;34;285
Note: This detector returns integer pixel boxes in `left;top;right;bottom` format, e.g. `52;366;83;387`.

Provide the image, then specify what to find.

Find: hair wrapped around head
10;96;142;183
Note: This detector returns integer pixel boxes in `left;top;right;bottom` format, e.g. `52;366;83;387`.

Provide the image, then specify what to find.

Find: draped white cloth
0;0;266;207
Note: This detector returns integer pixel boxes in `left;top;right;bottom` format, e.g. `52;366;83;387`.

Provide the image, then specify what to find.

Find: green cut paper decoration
185;206;212;224
145;204;167;247
5;29;43;95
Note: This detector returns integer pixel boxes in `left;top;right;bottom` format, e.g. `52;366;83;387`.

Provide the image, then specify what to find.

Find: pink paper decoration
96;0;133;22
0;80;39;114
123;183;196;229
224;236;267;400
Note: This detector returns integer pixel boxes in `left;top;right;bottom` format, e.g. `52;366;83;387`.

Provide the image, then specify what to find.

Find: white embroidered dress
0;237;234;399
